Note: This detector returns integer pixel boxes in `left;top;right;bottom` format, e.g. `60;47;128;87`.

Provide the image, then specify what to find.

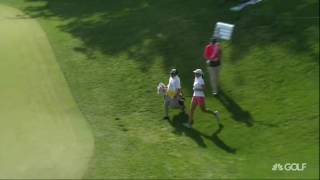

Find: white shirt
167;76;181;97
193;77;205;97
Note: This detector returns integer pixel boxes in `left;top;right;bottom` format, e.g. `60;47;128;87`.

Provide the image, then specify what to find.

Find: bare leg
189;102;197;124
199;104;214;114
200;104;221;124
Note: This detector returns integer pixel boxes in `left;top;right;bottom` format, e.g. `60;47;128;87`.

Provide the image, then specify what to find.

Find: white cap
193;69;203;75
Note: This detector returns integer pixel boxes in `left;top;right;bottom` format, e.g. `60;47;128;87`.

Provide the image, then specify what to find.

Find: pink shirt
203;43;221;61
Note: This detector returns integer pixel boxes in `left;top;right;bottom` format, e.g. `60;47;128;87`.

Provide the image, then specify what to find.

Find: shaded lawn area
1;0;318;179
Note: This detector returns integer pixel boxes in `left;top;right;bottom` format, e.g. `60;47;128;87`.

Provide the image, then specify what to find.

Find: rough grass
1;0;318;179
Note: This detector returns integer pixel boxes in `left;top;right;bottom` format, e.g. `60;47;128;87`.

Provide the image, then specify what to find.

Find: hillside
1;0;319;179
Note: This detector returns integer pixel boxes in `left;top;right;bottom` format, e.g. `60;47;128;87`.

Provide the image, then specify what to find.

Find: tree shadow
20;0;319;96
228;0;319;64
169;112;237;154
216;90;254;127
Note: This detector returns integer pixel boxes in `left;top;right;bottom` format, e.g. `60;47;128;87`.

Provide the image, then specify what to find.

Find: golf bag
157;82;185;109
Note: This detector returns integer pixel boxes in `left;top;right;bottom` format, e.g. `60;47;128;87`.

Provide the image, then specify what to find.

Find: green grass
0;0;319;179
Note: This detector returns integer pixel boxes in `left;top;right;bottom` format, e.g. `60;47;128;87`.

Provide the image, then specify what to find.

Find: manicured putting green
0;5;93;179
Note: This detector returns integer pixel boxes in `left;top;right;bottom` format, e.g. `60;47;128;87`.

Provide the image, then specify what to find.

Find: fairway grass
0;5;93;179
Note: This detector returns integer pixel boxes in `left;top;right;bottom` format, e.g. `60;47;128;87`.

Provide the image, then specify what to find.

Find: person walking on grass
183;69;221;128
163;69;185;120
203;37;222;95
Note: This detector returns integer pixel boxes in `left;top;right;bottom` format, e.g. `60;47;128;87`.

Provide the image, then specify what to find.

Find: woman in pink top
203;38;222;95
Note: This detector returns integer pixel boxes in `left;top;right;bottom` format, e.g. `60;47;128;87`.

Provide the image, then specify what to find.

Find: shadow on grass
217;90;254;127
169;112;237;154
21;0;319;95
229;0;319;64
22;0;230;94
216;90;279;128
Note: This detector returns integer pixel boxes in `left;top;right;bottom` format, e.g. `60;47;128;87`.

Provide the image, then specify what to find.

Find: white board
213;22;235;40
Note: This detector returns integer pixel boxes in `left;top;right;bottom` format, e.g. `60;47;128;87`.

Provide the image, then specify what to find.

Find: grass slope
0;4;93;179
1;0;318;179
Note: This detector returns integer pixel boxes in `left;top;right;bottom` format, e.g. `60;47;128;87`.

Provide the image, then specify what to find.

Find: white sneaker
183;123;192;128
214;111;220;120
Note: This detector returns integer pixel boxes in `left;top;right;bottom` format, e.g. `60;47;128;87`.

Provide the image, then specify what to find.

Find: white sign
213;22;235;40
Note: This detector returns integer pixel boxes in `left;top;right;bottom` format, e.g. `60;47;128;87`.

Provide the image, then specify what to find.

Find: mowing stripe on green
0;5;94;179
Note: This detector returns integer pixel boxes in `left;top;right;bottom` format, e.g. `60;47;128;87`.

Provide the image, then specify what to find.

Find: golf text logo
272;163;307;171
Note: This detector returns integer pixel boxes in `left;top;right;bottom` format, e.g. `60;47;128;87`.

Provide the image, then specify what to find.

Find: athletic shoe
214;111;220;120
183;122;192;128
